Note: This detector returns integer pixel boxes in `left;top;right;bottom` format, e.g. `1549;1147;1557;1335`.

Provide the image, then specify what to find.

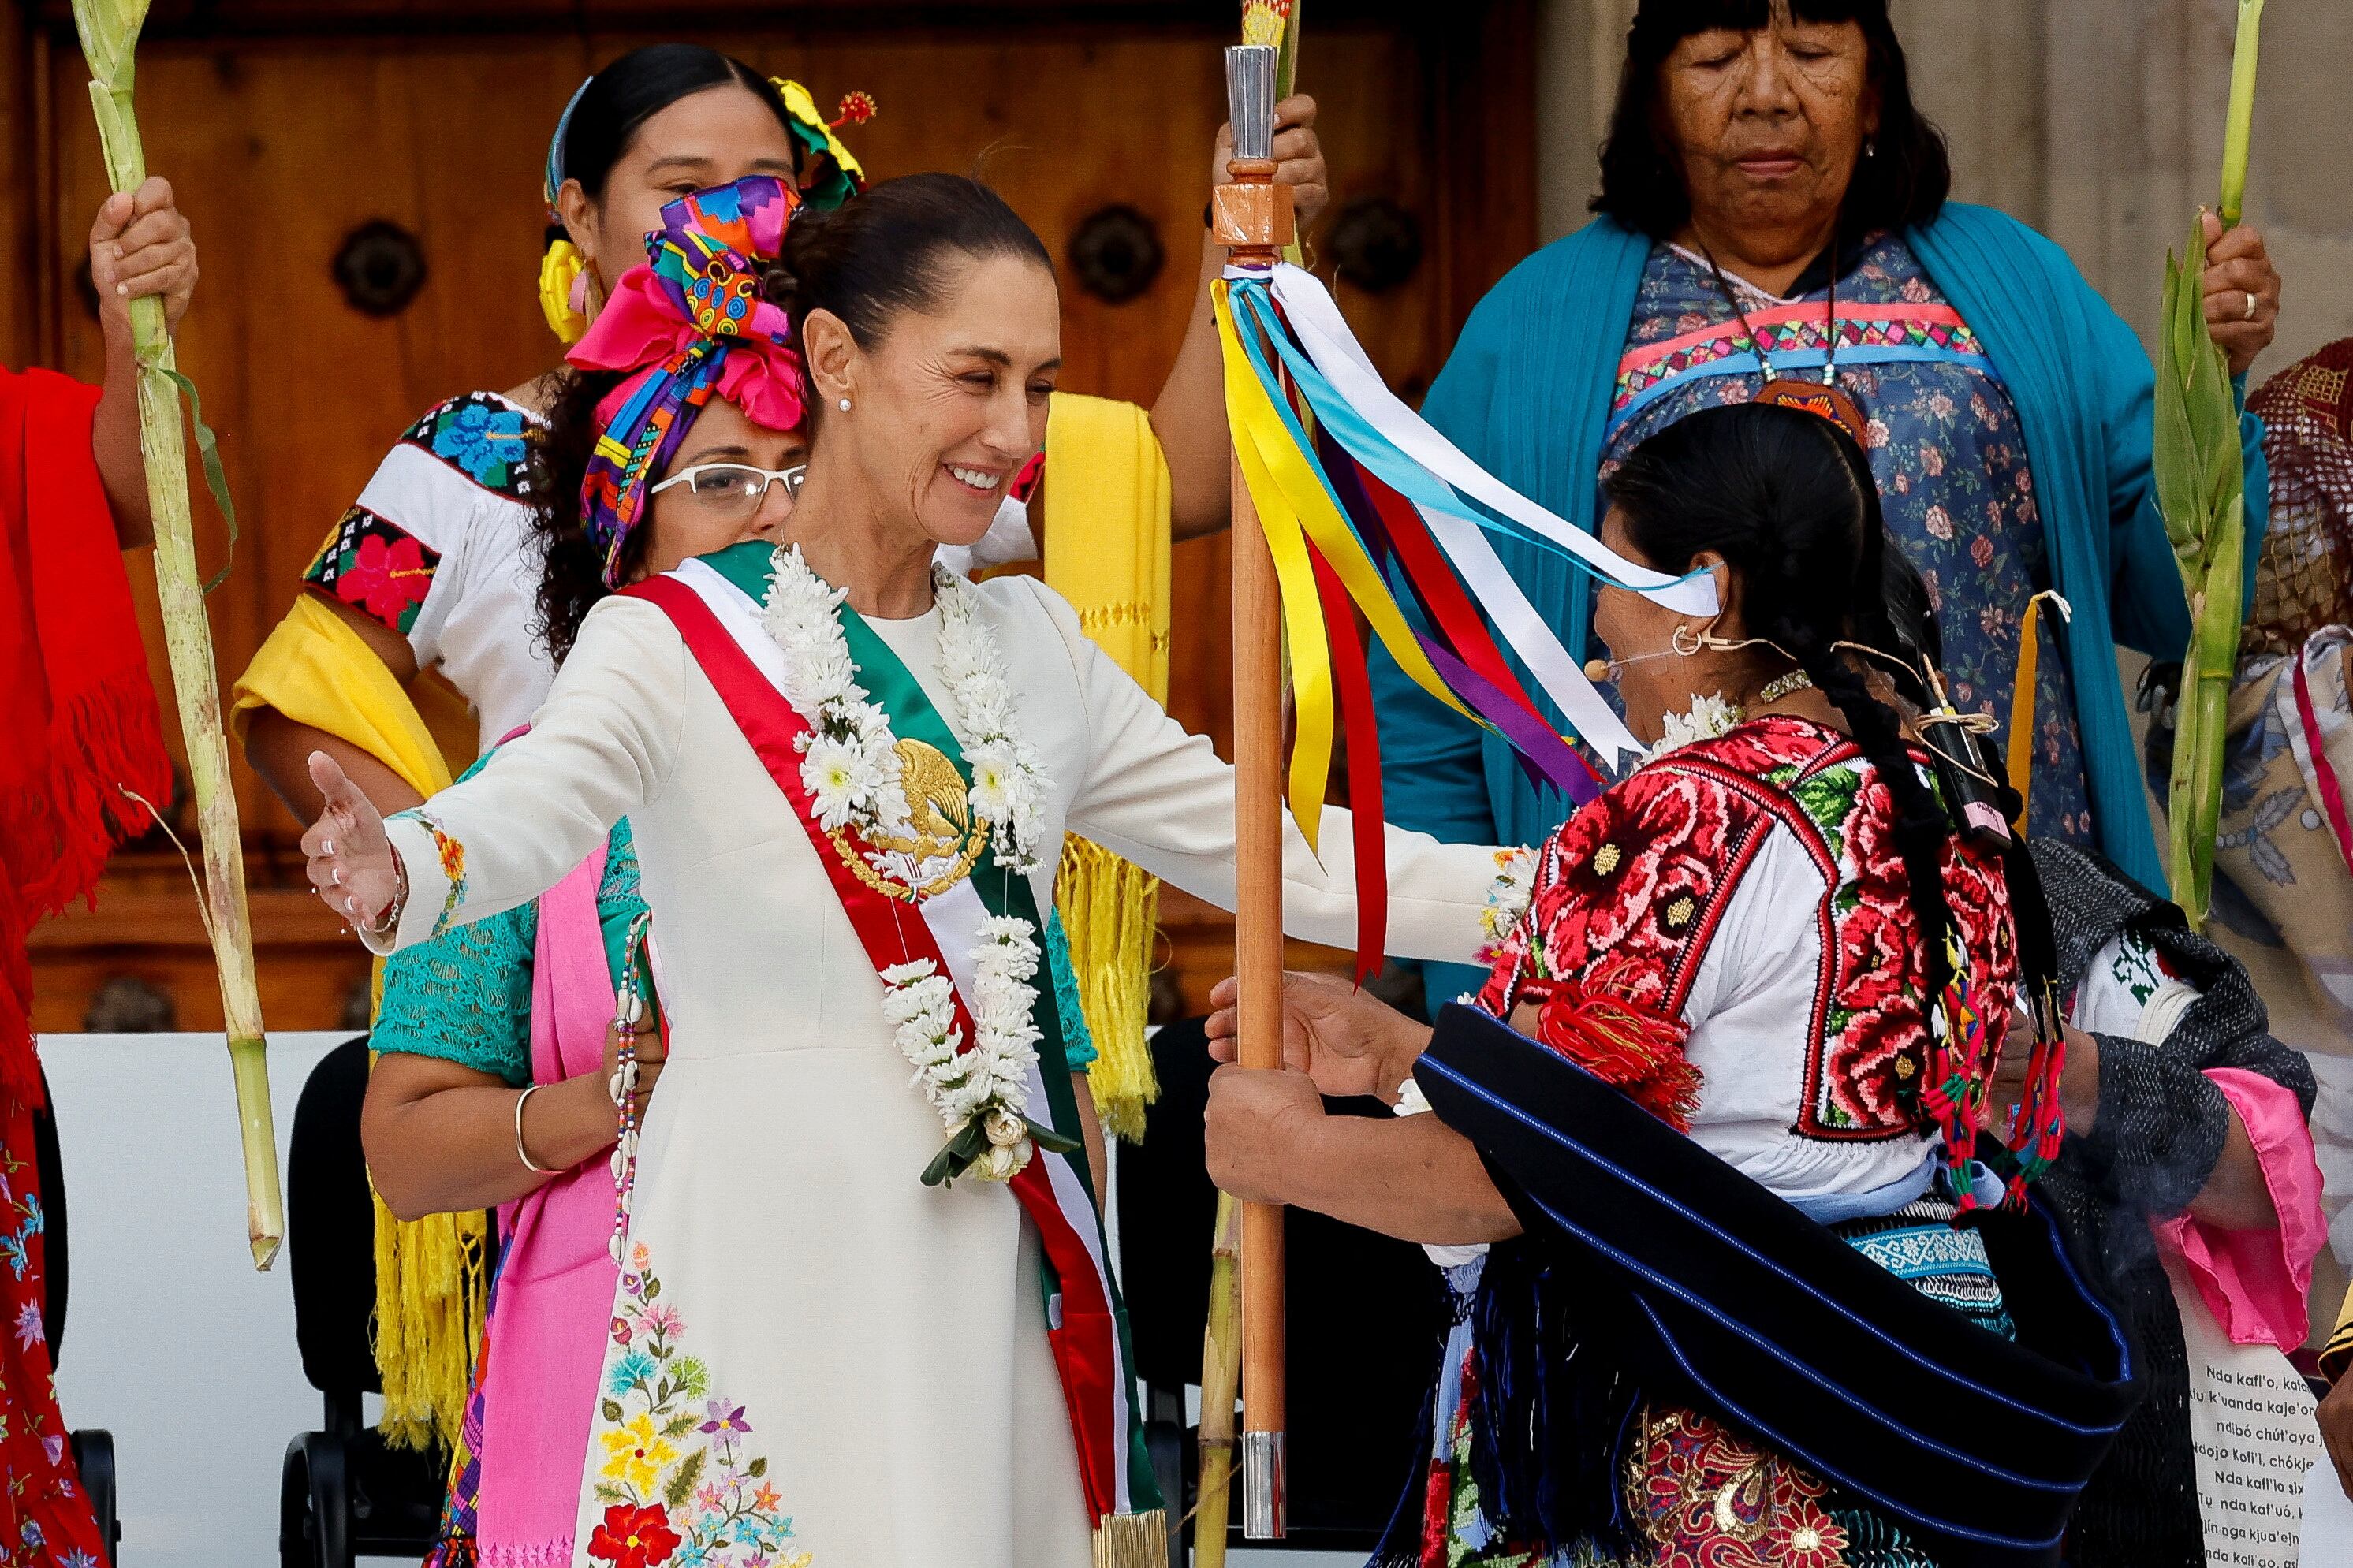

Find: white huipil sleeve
364;596;687;954
1030;580;1496;963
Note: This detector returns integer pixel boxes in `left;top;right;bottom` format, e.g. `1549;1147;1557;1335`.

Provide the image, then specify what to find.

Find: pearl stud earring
837;397;852;412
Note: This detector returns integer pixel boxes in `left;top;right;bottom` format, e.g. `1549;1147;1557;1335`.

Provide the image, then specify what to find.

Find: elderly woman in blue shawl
1378;0;2281;1004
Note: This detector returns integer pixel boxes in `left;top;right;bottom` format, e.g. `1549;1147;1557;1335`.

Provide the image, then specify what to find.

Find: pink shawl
474;841;620;1566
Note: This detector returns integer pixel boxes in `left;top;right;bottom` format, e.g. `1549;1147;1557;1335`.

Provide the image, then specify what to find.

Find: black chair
278;1036;452;1568
32;1077;121;1563
1117;1018;1447;1557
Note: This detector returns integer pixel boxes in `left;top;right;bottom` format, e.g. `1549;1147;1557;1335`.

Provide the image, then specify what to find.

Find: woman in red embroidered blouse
1203;404;2088;1566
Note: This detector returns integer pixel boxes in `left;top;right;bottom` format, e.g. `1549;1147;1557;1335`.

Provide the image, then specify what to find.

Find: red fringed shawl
0;367;171;1100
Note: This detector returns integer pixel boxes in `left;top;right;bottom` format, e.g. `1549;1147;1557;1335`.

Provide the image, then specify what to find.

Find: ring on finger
2244;289;2259;322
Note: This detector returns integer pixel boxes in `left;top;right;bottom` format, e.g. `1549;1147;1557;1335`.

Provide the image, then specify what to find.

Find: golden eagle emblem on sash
830;736;986;901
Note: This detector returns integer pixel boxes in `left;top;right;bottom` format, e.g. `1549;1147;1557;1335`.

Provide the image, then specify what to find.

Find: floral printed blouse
1475;715;2018;1213
1604;234;2094;846
302;391;549;749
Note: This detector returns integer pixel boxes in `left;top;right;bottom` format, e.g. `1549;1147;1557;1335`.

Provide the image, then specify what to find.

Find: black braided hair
1604;402;1960;1001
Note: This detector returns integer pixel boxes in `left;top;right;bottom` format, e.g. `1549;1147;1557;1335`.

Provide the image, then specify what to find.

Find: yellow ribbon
2005;590;2069;826
1216;283;1495;852
1220;288;1479;728
1216;285;1333;850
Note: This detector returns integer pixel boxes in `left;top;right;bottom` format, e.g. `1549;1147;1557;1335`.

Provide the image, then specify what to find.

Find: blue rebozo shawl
1373;205;2266;944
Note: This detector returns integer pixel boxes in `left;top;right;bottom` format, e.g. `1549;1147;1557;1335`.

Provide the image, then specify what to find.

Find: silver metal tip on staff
1242;1430;1286;1540
1226;44;1278;162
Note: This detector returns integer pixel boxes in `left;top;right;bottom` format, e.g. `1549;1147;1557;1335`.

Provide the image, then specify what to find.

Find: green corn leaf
2151;213;2250;928
2153;252;2201;561
151;363;237;594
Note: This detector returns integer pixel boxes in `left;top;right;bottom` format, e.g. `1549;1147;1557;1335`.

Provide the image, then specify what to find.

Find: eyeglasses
648;461;807;516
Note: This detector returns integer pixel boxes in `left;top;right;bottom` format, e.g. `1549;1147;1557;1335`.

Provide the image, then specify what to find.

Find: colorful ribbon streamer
1214;264;1725;981
2003;590;2071;825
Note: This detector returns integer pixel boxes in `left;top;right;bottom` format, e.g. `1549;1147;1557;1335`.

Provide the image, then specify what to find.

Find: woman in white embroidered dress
298;173;1495;1567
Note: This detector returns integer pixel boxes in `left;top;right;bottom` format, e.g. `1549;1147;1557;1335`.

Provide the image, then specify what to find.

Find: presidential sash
623;546;1162;1550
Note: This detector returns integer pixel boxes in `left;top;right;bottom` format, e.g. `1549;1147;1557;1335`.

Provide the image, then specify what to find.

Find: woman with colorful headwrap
362;177;817;1568
300;169;1493;1568
229;43;848;1474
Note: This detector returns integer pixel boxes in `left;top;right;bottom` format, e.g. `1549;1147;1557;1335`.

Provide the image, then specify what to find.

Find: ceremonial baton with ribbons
1217;37;1294;1544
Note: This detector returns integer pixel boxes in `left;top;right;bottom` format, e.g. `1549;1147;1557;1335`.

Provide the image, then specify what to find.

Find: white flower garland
763;546;1055;1180
1650;691;1744;762
933;563;1050;874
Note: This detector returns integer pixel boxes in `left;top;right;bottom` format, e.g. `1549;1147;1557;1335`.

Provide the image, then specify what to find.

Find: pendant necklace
1698;236;1871;447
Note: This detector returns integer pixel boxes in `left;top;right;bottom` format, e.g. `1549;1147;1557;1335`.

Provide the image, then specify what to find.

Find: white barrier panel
41;1031;378;1566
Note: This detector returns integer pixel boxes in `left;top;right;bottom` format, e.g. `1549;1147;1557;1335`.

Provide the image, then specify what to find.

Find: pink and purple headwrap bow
569;174;809;586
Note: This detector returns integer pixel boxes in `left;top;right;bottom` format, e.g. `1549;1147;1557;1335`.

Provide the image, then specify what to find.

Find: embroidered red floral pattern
1626;1403;1850;1568
1478;717;2014;1142
304;506;441;635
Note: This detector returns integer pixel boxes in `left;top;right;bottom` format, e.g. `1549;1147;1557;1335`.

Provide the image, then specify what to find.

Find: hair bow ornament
773;78;873;211
569;174;809;587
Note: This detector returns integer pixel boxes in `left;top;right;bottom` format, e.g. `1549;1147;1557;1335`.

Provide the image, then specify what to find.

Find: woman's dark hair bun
779;173;1051;353
756;259;804;318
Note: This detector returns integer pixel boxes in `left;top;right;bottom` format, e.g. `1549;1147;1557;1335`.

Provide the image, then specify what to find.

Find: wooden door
13;0;1535;1029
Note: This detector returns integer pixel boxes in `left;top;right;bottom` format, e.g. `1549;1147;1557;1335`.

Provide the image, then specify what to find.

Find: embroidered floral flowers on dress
304;506;442;635
587;1250;812;1568
388;810;470;939
1628;1402;1850;1568
413;393;533;493
1474;846;1536;968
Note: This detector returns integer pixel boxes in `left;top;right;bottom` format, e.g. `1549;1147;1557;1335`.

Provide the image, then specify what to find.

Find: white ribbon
1256;262;1718;618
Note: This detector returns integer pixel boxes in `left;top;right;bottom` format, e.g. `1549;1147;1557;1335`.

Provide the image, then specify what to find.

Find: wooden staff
1214;39;1296;1540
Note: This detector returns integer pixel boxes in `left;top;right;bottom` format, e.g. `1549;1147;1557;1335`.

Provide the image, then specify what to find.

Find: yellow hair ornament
772;76;871;190
539;237;588;345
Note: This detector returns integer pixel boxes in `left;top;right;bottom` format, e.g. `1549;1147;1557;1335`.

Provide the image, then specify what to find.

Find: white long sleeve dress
365;568;1495;1568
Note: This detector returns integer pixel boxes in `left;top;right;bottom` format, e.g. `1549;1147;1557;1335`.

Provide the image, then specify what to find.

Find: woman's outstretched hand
1205;969;1434;1104
301;750;403;933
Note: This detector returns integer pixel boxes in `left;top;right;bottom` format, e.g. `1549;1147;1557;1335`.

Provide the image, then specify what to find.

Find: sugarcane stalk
76;0;282;1268
2152;0;2263;929
2219;0;2265;228
1194;1190;1244;1567
1276;1;1304;270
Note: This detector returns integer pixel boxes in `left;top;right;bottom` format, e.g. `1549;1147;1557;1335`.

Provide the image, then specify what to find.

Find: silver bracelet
514;1082;557;1175
358;844;409;937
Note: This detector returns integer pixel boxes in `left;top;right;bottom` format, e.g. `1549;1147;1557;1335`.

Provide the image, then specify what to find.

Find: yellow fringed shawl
2325;1280;2353;1383
231;593;487;1450
1042;392;1172;1142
